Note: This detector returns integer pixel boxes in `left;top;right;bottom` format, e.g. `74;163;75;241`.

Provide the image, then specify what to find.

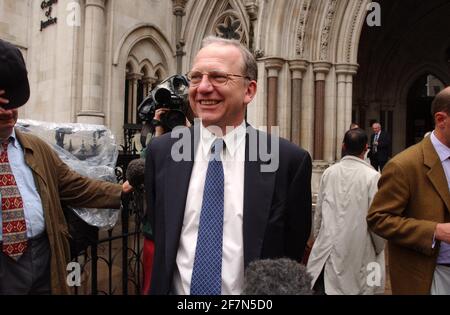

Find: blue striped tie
190;139;225;295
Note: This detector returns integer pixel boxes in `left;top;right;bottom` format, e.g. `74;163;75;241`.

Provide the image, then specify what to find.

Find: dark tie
373;133;379;153
190;139;225;295
1;140;28;260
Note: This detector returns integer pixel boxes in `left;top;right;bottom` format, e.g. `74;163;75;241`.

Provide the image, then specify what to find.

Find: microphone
242;258;313;295
126;158;145;189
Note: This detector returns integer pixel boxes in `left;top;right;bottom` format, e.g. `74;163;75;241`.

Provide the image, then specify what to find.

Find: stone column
126;76;134;124
345;66;358;132
142;78;150;98
335;64;358;159
312;62;331;160
142;77;154;98
131;73;141;124
147;76;159;95
245;0;258;52
172;0;188;74
78;0;106;125
288;60;308;146
265;58;284;132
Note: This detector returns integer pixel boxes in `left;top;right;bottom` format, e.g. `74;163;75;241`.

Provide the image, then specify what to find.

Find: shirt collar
430;131;450;162
10;129;18;148
200;121;246;158
341;154;371;166
1;129;18;150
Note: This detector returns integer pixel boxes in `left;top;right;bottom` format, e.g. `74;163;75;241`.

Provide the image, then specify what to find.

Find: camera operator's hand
154;108;169;136
0;90;10;106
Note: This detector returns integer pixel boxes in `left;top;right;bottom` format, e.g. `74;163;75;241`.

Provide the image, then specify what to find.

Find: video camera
138;74;189;132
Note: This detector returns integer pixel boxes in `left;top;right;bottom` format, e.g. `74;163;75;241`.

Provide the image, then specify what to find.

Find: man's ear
244;80;257;104
435;112;447;128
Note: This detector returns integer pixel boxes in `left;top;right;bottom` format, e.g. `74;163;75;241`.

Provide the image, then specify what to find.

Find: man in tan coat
0;39;132;294
367;86;450;295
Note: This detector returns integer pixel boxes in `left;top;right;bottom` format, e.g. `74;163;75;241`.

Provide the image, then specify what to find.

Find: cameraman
152;108;182;136
141;107;191;294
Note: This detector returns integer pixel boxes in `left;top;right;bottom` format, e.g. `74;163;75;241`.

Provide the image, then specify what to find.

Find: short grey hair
201;36;258;81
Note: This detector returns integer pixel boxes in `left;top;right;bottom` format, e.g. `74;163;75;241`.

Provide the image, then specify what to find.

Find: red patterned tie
1;140;28;260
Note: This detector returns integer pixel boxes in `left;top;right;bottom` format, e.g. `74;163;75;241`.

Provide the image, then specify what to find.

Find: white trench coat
307;155;385;295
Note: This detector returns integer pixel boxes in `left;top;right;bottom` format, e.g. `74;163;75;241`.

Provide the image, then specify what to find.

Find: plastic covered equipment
16;119;120;230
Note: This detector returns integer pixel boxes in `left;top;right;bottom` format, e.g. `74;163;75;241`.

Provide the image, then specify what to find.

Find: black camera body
138;74;189;132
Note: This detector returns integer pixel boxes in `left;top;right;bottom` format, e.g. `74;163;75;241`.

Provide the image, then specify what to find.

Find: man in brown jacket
367;86;450;295
0;39;132;294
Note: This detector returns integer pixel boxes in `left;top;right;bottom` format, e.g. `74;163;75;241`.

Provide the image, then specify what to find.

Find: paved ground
384;250;392;295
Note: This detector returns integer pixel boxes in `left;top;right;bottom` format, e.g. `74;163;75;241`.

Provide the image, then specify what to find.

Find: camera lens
173;76;188;94
154;88;172;105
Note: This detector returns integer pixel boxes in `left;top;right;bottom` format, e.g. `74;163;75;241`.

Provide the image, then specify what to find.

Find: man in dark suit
368;122;391;171
145;36;312;295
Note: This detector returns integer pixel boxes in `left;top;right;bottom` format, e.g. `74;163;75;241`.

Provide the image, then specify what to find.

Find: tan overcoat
15;129;122;294
367;136;450;294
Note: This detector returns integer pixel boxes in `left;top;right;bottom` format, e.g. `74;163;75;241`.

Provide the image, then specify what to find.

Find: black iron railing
69;124;144;295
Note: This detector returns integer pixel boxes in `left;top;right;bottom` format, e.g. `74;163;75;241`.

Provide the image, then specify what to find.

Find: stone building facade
1;0;450;192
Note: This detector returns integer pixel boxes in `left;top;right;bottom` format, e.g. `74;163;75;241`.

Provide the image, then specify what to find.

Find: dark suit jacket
145;124;312;294
369;131;391;162
367;136;449;294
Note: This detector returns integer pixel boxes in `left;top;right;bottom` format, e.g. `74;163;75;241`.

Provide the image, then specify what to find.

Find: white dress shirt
0;129;45;241
172;121;246;295
430;132;450;264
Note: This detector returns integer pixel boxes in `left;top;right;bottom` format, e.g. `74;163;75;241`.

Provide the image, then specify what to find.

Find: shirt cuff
432;232;437;249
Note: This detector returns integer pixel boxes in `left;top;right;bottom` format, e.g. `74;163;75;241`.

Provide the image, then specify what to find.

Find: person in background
349;123;359;129
368;122;391;172
140;107;191;294
0;39;132;294
307;128;385;295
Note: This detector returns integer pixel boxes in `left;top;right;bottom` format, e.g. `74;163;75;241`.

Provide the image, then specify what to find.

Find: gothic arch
335;0;370;63
139;60;152;76
113;23;174;73
292;0;313;59
153;66;167;80
397;64;450;107
183;0;250;70
310;0;348;62
126;56;139;74
109;24;174;142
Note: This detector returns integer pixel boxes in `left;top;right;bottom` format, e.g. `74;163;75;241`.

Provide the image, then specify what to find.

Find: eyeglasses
186;70;250;87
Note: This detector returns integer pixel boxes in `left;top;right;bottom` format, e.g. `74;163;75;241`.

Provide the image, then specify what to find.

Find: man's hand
435;223;450;243
154;108;169;136
0;90;10;106
122;180;134;194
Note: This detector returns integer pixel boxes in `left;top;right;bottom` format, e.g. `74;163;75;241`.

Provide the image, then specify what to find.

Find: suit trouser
0;234;51;295
370;157;387;172
431;265;450;295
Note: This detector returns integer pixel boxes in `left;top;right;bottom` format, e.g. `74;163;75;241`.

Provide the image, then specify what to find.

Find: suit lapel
423;137;450;213
243;127;276;267
164;126;197;272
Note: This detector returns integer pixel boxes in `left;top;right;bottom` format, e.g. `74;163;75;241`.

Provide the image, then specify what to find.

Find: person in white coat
307;128;385;295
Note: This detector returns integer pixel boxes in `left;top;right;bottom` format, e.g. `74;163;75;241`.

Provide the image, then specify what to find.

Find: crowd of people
1;35;450;295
